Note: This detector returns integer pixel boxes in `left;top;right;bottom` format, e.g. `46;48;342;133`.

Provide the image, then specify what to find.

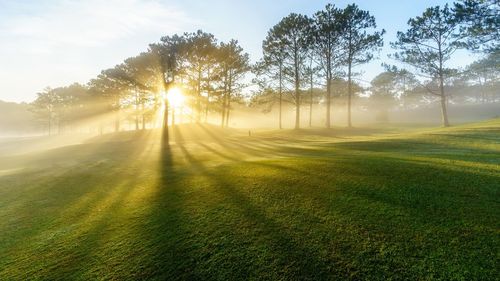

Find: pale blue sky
0;0;478;102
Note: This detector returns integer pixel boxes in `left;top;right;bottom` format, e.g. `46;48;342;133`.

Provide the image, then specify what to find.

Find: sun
166;87;185;107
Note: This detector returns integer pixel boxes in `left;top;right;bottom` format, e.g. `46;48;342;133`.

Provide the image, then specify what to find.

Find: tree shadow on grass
0;134;159;279
204;168;340;279
140;128;341;280
133;127;207;280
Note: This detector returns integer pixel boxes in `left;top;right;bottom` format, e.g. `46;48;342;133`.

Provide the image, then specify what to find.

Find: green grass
0;120;499;280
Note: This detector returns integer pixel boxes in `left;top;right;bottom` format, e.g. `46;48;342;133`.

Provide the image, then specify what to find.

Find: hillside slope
0;120;499;280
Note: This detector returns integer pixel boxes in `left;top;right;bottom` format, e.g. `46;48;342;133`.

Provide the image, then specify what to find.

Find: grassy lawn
0;120;499;280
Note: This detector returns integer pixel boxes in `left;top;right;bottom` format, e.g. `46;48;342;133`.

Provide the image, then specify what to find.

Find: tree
391;4;467;127
256;27;288;129
119;52;161;130
464;50;500;103
454;0;499;53
53;83;89;132
304;55;321;127
88;68;128;132
381;64;420;109
31;87;59;135
370;72;399;122
312;4;344;128
183;31;218;122
218;40;250;128
340;4;385;127
268;13;313;129
151;34;186;140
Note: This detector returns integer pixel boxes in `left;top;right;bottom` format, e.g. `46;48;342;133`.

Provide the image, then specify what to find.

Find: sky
0;0;480;103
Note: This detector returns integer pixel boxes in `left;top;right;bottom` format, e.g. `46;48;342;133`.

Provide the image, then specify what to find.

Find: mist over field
0;0;498;280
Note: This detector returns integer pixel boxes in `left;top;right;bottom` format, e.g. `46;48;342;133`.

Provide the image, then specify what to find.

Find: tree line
31;0;498;135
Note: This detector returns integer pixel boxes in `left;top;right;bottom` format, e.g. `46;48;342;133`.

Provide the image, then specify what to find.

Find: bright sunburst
166;87;185;108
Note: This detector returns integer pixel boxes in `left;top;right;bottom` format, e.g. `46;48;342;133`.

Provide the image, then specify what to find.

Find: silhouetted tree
123;52;162;129
312;3;344;128
31;87;59;135
151;34;186;139
464;50;500;103
218;40;250;128
89;68;128;132
268;13;313;129
392;4;467;127
454;0;499;53
370;72;399;122
340;4;384;127
183;31;218;122
256;27;288;129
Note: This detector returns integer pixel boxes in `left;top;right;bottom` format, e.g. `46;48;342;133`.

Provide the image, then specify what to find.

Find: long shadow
0;135;153;251
204;168;339;279
0;134;160;278
40;175;145;280
196;142;241;162
137;124;499;279
131;126;207;280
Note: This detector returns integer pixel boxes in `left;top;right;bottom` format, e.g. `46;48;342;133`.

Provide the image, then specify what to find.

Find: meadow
0;120;499;280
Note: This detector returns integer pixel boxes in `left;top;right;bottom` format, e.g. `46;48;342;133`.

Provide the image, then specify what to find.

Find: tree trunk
279;65;283;129
221;79;227;128
225;102;230;127
163;100;169;139
309;70;313;127
439;73;450;127
205;92;210;123
437;40;450;127
326;68;332;128
347;61;352;128
197;67;202;122
162;79;170;142
205;68;211;123
48;114;51;136
221;101;225;127
225;88;231;127
114;113;120;132
171;107;175;126
294;51;300;130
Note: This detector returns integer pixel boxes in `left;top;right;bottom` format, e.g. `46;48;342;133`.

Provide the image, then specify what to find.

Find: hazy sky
0;0;479;102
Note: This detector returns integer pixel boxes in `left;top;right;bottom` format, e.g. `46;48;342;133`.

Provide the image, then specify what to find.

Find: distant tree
381;64;420;108
31;87;59;135
464;50;500;102
330;77;364;106
370;72;399;122
268;13;313;129
391;4;467;127
0;101;35;134
89;67;129;132
454;0;499;53
53;83;89;132
339;4;385;127
312;3;344;128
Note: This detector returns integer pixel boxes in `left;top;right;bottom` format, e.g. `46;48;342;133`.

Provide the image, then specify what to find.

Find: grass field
0;120;499;280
